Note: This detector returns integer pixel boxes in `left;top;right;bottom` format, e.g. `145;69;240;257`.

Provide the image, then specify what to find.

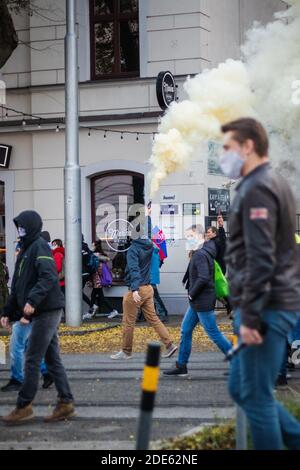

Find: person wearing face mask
221;118;300;450
0;211;74;425
164;225;232;377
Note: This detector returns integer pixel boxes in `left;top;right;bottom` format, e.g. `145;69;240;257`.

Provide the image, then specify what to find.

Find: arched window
91;170;144;283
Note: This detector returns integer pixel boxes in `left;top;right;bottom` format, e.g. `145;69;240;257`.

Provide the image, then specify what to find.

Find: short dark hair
221;118;269;157
207;226;218;235
52;239;63;247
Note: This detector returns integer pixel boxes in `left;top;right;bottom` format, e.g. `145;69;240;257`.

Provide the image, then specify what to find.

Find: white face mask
18;227;27;238
185;238;204;252
219;151;244;180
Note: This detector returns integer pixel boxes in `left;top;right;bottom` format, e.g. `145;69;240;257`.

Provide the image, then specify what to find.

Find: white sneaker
110;350;132;360
107;310;119;319
82;312;94;321
162;344;178;359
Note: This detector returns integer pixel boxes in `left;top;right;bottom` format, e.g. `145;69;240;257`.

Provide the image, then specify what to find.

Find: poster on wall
207;141;223;176
208;188;230;216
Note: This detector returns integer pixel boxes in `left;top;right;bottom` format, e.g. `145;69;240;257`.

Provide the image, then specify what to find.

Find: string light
0;104;159;140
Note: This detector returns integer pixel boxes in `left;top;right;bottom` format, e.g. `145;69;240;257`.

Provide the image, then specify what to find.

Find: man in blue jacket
1;211;74;425
111;223;177;360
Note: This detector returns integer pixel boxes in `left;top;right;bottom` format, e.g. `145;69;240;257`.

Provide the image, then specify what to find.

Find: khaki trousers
122;285;172;355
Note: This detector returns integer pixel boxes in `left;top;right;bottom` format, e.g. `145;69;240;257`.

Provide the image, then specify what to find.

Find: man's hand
217;215;224;228
240;325;263;345
132;291;142;304
23;303;35;316
20;317;30;325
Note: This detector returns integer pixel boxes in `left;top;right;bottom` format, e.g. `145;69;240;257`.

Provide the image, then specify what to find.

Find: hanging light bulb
136;133;139;141
38;120;41;129
121;132;124;140
56;125;60;133
22;116;26;126
104;130;107;139
88;128;91;137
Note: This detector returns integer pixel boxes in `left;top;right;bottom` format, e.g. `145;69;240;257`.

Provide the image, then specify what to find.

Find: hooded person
0;210;74;425
110;215;177;360
164;232;232;377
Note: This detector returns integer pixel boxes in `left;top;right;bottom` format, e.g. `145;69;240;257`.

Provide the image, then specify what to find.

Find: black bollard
136;342;161;450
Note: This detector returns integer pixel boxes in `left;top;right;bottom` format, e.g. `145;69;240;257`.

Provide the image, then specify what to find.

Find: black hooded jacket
187;240;217;312
2;211;64;321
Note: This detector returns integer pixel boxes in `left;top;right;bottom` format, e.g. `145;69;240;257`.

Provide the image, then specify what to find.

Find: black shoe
163;362;188;377
42;373;54;389
1;378;23;392
276;375;288;387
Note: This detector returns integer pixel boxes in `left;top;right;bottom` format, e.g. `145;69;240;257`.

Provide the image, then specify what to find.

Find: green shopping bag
214;261;229;299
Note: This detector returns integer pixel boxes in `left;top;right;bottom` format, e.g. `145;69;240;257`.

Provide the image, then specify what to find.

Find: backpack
87;251;100;274
214;261;229;299
100;262;113;287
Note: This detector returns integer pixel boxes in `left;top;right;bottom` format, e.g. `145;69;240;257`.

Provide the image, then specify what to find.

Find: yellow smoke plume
149;0;300;197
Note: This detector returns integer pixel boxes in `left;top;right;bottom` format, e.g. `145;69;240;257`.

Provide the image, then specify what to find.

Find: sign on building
208;188;230;216
156;71;177;110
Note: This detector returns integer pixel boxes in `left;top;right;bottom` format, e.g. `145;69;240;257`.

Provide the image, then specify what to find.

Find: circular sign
156;71;177;110
105;218;134;253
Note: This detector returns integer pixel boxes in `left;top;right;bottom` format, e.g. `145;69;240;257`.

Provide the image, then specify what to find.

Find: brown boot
44;402;75;423
2;404;34;425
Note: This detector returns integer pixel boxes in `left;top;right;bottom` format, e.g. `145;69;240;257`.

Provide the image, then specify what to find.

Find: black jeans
153;285;168;319
17;309;74;409
82;276;92;308
91;288;114;312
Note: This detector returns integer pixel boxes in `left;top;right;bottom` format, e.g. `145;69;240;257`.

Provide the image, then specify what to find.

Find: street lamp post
64;0;82;326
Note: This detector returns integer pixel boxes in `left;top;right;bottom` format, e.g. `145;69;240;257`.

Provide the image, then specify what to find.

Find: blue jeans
229;309;300;450
178;306;232;366
10;321;48;383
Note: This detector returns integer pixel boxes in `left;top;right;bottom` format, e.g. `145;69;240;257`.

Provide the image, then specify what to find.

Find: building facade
0;0;286;313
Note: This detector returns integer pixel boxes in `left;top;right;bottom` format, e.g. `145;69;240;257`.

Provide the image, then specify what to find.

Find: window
90;0;140;79
91;171;144;283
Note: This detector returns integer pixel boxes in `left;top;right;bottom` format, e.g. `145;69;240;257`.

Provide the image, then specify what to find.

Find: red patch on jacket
250;208;269;220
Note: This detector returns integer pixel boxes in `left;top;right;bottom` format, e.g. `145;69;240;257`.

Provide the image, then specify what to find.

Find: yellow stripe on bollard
233;335;238;347
142;366;160;393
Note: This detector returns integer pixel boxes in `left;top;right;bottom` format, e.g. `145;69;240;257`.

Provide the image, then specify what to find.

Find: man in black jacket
164;228;232;377
0;211;74;425
221;118;300;450
206;215;227;274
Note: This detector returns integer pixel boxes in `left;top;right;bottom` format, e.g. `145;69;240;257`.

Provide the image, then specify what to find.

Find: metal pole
136;343;161;450
236;405;248;450
64;0;82;326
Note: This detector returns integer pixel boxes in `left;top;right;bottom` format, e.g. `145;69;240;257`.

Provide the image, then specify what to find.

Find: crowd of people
0;117;300;450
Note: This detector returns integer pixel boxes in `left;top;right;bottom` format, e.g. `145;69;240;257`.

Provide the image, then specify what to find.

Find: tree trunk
0;0;18;69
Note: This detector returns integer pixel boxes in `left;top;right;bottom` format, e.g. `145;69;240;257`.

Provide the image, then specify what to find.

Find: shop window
91;171;144;284
90;0;140;79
